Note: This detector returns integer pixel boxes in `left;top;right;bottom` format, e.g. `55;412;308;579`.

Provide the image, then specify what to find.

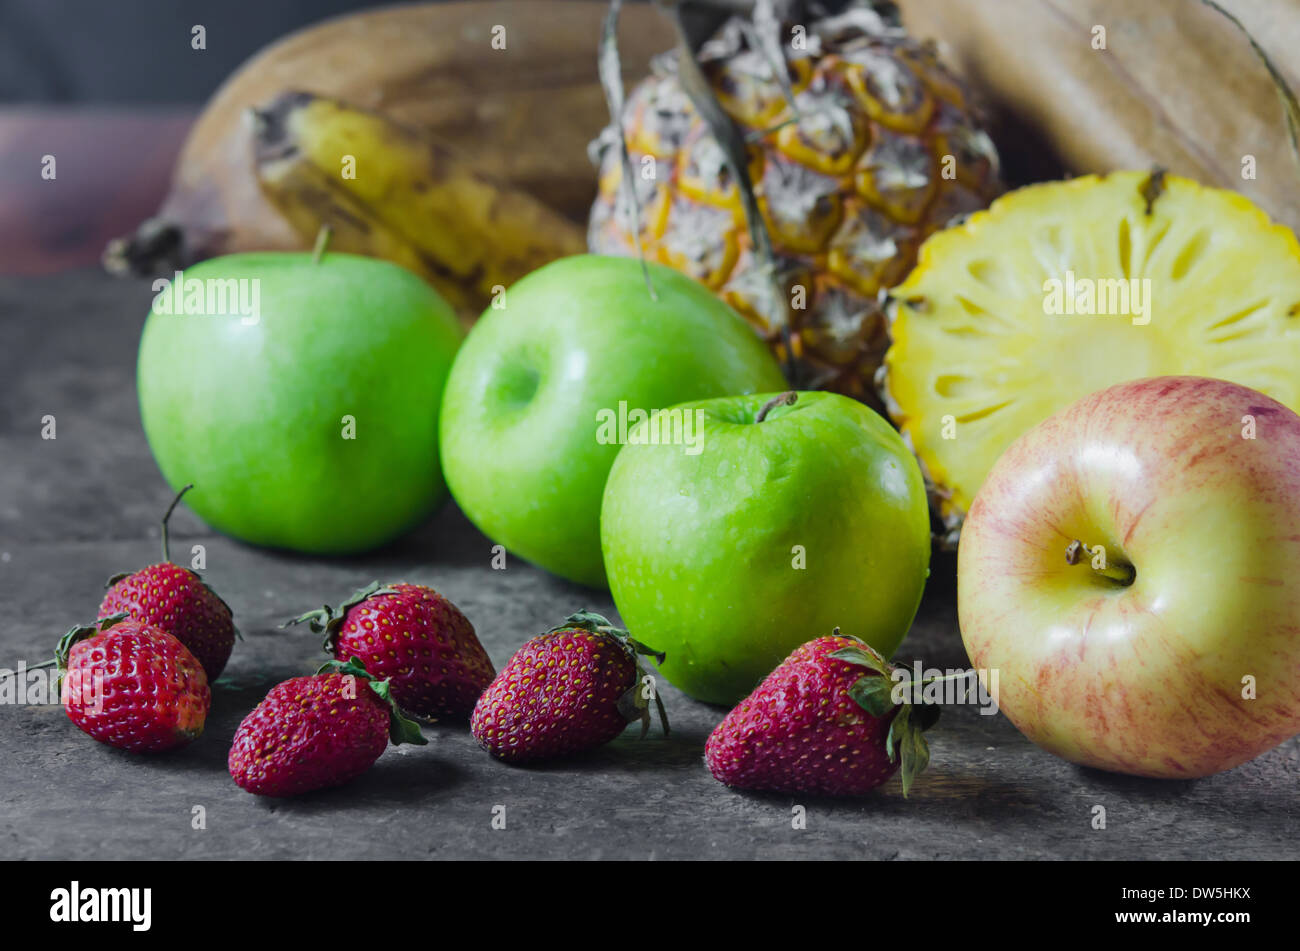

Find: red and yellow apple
958;376;1300;778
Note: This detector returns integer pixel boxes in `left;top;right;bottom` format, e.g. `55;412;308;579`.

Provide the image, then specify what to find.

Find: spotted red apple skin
958;375;1300;779
705;634;902;796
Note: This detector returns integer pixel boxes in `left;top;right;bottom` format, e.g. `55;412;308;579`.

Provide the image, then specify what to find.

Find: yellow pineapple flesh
882;170;1300;540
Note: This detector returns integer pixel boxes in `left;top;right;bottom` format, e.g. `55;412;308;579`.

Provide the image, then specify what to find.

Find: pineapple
588;6;1001;400
882;170;1300;542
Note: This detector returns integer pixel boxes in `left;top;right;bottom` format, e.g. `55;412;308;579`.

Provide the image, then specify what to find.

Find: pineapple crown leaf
282;580;398;652
666;3;785;317
596;1;922;389
597;0;659;302
316;655;427;747
599;0;791;343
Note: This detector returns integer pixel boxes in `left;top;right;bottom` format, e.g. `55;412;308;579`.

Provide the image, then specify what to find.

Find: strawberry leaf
913;698;942;732
316;655;374;680
551;612;667;671
616;670;670;738
551;610;670;738
627;637;666;667
651;686;671;739
899;716;932;799
848;674;896;717
617;681;651;737
319;655;427;747
884;700;909;762
53;613;129;671
368;678;429;747
190;575;242;641
884;702;934;798
284;580;397;652
828;644;891;677
549;610;622;638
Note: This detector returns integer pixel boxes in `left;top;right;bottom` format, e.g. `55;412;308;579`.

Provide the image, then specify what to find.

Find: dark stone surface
1;270;1297;860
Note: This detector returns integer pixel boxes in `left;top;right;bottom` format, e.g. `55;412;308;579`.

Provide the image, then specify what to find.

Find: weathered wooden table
1;269;1295;860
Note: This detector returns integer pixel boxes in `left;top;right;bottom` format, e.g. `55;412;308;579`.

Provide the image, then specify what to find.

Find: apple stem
160;484;194;564
755;390;798;423
312;225;333;264
1065;539;1136;586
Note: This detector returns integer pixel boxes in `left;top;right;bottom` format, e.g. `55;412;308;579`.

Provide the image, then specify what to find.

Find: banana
252;91;584;316
103;0;676;310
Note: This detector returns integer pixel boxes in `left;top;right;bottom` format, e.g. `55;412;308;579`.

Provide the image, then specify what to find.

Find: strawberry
228;657;427;797
284;581;493;718
705;631;939;797
100;484;238;680
55;614;211;753
471;611;668;763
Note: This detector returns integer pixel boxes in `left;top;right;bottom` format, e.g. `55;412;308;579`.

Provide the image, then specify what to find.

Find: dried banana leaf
895;0;1300;232
122;0;677;270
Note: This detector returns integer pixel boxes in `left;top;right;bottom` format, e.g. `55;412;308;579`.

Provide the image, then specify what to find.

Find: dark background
0;0;419;103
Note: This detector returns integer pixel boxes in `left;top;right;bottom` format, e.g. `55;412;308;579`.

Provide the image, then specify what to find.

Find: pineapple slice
882;171;1300;540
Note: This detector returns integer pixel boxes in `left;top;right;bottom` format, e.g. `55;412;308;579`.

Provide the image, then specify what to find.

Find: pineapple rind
589;13;1002;400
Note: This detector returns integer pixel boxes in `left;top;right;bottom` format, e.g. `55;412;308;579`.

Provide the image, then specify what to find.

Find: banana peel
894;0;1300;233
252;91;585;318
103;0;676;314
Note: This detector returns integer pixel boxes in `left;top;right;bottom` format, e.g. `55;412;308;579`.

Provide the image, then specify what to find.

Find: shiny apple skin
958;376;1300;778
602;391;931;705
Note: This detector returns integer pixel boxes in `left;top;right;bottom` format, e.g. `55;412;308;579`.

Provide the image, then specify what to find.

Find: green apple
958;376;1300;778
601;390;932;705
439;254;786;587
138;252;463;553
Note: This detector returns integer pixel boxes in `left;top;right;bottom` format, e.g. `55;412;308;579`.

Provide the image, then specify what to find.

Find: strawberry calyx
103;483;243;641
548;611;670;739
102;568;242;642
316;655;428;747
826;629;940;798
50;613;131;672
158;483;194;564
284;580;398;652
